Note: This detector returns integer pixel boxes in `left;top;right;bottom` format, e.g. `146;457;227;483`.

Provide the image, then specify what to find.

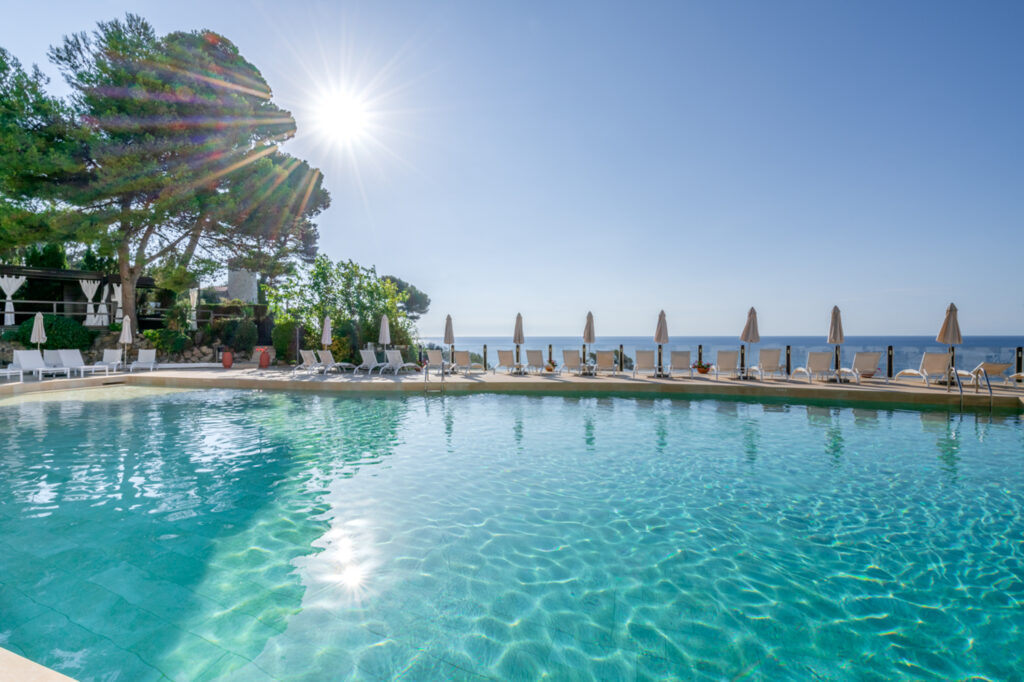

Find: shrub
231;319;257;354
271;318;314;363
143;328;193;355
13;315;92;351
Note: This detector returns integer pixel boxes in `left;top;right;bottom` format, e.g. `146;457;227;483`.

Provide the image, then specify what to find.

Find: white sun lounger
669;350;692;378
58;349;111;377
970;362;1014;388
425;349;452;377
453;350;484;375
382;349;418;375
749;348;786;381
96;349;123;372
356;349;387;375
525;350;546;374
713;350;740;381
1;365;23;382
595;350;617;375
633;350;656;378
130;349;158;372
562;349;593;376
894;352;961;387
791;351;836;383
317;349;356;374
294;349;325;374
836;351;882;385
12;350;71;380
494;349;523;374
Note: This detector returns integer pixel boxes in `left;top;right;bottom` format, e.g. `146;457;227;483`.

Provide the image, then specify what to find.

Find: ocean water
420;335;1023;373
1;387;1023;680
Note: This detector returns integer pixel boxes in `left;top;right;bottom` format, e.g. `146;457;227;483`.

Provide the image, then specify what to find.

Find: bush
211;317;257;354
271;318;314;363
143;328;193;355
13;315;93;351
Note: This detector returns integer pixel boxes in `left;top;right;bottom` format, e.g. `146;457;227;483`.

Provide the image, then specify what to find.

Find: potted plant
692;360;712;375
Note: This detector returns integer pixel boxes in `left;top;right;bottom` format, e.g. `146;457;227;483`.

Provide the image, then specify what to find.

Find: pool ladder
947;367;994;413
424;366;445;394
948;368;964;412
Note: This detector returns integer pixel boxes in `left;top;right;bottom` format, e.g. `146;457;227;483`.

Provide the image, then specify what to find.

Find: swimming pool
1;388;1021;680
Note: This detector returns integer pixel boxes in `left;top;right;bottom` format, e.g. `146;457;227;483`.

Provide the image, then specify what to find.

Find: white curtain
112;283;123;321
189;288;199;330
96;284;109;325
0;275;26;326
80;279;101;325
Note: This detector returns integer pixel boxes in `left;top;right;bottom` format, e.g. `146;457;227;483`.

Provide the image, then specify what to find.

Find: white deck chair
749;348;786;381
43;349;63;368
425;349;451;377
130;349;158;372
59;349;110;377
494;349;522;374
13;350;70;379
1;364;23;382
970;362;1014;389
317;349;356;374
894;352;956;387
96;349;123;372
1009;371;1024;388
634;350;656;378
837;351;882;385
595;350;617;375
525;350;546;374
713;350;740;381
293;349;324;374
562;349;592;376
453;350;484;375
382;349;418;374
791;351;836;383
356;349;387;375
669;350;692;378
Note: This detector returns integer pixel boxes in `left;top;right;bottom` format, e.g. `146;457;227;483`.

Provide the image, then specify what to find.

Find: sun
312;90;370;148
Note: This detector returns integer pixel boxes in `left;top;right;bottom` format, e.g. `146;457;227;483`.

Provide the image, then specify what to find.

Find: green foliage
270;317;314;363
211;317;257;353
265;255;416;362
384;275;431;321
13;315;92;350
142;328;193;354
23;243;67;269
78;246;117;274
163;299;192;332
587;350;634;370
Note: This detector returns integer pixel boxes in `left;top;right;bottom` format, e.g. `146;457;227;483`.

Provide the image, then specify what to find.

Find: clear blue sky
3;1;1021;337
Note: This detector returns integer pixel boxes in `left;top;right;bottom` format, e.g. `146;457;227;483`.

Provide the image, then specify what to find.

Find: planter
258;350;270;369
697;367;710;375
222;350;234;369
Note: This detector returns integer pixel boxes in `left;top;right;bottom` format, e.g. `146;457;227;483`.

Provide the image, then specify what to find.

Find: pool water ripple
1;390;1023;680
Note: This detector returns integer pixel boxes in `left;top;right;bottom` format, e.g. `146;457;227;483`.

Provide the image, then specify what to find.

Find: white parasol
654;310;669;375
321;315;332;349
379;314;391;349
828;306;845;371
936;302;962;367
740;307;760;375
513;312;525;365
30;313;46;350
119;315;134;368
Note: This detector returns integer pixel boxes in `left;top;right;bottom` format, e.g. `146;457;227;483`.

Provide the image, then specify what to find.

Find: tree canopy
0;14;329;318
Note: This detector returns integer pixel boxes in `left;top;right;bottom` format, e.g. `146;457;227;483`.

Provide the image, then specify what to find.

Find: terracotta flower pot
697;367;710;374
258;350;270;369
222;350;233;369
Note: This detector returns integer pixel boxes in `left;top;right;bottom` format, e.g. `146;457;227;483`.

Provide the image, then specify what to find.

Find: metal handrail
975;367;993;412
949;366;964;411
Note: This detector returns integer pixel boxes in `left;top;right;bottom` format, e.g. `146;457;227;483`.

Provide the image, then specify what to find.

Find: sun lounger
426;349;452;377
970;362;1014;388
317;349;356;373
58;349;111;377
595;350;617;375
356;349;387;375
894;352;961;387
382;349;418;375
791;351;836;383
562;349;593;376
836;351;882;385
494;349;523;374
453;350;484;375
669;350;692;378
713;350;740;381
294;349;325;374
130;349;158;372
525;350;546;374
95;349;123;372
1;365;23;382
633;350;656;378
12;350;71;380
43;349;63;368
749;348;786;381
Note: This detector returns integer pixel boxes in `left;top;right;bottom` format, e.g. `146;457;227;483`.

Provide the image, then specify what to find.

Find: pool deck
1;365;1022;411
0;648;75;682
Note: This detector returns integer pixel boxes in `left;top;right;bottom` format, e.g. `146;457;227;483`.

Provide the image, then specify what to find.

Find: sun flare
312;90;370;148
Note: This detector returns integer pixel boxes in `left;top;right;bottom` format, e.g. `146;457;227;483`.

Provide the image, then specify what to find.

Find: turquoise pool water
1;388;1022;680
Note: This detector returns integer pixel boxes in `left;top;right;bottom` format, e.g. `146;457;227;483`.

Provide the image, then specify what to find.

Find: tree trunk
117;243;138;326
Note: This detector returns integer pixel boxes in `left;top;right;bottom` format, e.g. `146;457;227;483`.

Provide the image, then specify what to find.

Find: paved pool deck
1;365;1021;412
